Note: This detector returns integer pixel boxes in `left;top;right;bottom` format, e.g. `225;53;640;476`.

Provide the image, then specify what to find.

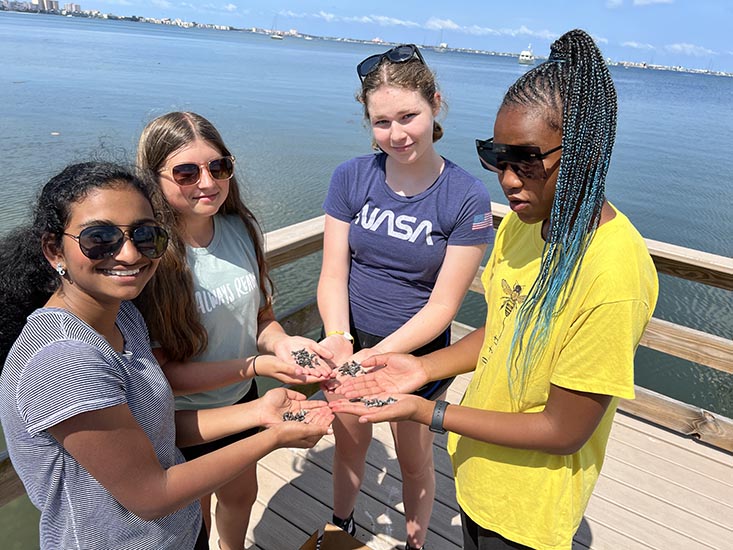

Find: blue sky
80;0;733;72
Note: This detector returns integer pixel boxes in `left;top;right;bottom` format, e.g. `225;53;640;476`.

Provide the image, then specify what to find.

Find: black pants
461;508;533;550
351;326;454;400
179;380;259;461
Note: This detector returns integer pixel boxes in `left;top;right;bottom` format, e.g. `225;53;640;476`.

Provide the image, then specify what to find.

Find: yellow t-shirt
447;206;658;550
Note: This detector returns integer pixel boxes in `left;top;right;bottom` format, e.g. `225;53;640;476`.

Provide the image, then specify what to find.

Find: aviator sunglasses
160;155;236;186
475;138;562;181
357;44;426;81
63;224;169;260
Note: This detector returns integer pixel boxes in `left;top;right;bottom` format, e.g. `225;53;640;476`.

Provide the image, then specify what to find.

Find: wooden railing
2;202;732;507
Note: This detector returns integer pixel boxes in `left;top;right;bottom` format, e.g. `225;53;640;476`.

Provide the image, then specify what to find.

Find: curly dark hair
0;161;152;364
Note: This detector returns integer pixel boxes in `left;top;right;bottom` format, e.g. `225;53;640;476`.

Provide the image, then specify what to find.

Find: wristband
429;400;449;434
326;330;355;344
251;355;260;377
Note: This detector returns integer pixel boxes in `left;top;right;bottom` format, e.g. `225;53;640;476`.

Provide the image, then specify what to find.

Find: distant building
64;2;80;12
30;0;59;9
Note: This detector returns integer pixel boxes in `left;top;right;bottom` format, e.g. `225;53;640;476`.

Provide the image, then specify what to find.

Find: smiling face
46;184;161;308
493;105;563;230
157;139;230;224
366;85;439;166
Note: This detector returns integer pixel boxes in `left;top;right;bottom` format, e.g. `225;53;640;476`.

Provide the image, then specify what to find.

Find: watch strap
429;399;449;434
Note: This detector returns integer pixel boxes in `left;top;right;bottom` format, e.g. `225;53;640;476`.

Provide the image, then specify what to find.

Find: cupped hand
273;335;335;379
256;354;334;385
269;404;335;449
257;387;332;427
329;393;427;424
335;352;429;399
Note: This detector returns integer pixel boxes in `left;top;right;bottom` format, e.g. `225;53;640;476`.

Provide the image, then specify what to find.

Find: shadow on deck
218;371;732;549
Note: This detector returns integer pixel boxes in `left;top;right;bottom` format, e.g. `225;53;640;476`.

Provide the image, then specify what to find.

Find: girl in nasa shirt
317;44;493;550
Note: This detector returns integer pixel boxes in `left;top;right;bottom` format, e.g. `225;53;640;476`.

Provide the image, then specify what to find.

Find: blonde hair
135;112;272;362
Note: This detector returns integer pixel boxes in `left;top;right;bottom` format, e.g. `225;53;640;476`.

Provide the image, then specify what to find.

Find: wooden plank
254;454;339;540
263;215;325;269
645;237;733;291
247;496;310;550
600;455;733;527
619;387;733;452
303;422;456;485
573;510;657;549
258;445;460;550
604;447;733;510
590;472;732;548
612;412;733;466
582;489;708;550
607;420;733;488
285;432;461;530
639;317;733;374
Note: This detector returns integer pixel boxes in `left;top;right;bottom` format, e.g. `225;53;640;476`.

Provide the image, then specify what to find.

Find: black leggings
179;380;259;461
351;326;454;400
461;508;533;550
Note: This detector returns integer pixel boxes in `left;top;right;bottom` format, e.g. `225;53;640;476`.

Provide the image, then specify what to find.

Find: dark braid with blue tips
501;29;618;405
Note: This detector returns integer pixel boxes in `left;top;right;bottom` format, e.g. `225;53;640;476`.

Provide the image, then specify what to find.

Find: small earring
56;262;66;276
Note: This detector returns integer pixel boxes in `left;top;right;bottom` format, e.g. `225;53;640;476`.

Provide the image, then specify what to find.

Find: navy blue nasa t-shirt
323;153;493;336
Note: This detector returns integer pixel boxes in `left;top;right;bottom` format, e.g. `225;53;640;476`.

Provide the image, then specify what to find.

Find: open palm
336;352;429;399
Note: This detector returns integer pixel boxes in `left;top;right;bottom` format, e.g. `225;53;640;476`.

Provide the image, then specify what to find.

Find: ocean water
1;12;732;547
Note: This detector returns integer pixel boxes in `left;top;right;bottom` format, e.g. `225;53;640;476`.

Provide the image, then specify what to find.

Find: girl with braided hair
331;29;658;550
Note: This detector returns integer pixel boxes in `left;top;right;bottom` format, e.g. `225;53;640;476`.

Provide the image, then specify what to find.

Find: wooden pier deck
215;371;733;550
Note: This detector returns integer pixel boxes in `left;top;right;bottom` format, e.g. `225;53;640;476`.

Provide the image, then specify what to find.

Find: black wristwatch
429;400;449;434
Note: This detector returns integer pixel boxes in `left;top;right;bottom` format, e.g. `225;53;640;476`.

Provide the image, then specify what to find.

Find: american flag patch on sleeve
472;212;493;231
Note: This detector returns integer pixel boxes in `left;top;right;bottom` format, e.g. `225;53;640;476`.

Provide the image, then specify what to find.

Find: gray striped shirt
0;302;201;549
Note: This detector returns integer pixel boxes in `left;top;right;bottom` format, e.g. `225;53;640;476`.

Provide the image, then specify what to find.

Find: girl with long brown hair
137;112;333;549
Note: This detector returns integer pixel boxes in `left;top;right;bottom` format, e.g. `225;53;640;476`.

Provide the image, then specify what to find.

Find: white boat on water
270;14;284;40
518;44;535;65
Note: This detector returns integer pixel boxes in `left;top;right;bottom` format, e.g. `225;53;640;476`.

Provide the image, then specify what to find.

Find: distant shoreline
2;6;732;78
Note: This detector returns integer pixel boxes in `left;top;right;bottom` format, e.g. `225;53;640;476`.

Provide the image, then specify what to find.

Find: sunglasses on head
475;138;562;181
357;44;426;81
160;155;235;186
64;224;169;260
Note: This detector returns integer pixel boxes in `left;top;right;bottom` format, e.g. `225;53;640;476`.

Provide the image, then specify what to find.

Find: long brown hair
135;112;273;362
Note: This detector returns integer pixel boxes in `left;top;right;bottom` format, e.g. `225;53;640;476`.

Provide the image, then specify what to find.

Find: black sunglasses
64;224;169;260
160;156;235;186
475;138;563;181
357;44;426;81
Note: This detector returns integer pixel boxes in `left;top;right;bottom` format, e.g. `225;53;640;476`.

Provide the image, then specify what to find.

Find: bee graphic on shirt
500;279;526;317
